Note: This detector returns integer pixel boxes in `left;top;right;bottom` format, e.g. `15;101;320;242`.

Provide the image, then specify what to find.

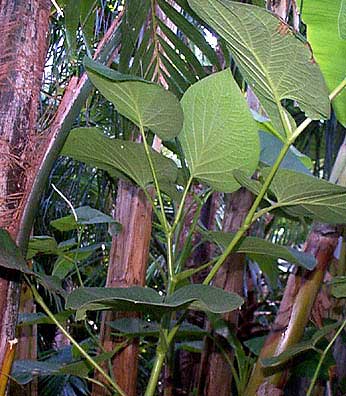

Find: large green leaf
11;352;114;384
188;0;330;136
66;284;243;320
179;69;259;192
61;128;178;190
207;231;316;270
0;229;32;274
300;0;346;126
84;57;183;140
262;168;346;223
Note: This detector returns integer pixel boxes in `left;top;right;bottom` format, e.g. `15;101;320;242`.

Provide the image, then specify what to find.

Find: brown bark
245;224;340;396
0;0;50;393
199;188;254;396
92;180;153;396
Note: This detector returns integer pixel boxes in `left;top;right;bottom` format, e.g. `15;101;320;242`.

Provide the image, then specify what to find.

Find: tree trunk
245;223;340;395
92;180;153;396
199;188;254;396
0;0;50;393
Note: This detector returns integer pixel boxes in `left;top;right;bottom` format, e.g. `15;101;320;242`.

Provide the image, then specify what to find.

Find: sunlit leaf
179;69;259;192
61;128;178;190
66;284;243;320
84;57;183;140
207;231;316;270
188;0;330;136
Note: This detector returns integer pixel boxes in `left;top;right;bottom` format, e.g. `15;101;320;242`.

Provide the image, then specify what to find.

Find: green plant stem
26;276;127;396
204;140;291;285
171;176;193;234
74;225;85;287
145;351;166;396
204;78;346;286
139;124;170;232
306;319;346;396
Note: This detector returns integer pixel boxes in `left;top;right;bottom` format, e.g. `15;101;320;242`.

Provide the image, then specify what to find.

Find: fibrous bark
92;180;153;396
245;223;340;396
0;1;51;393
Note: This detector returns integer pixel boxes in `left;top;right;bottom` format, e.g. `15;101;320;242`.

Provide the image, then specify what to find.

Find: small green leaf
52;248;94;279
0;229;32;274
207;231;316;270
188;0;330;136
244;335;267;356
61;128;178;190
27;236;59;260
84;57;183;140
179;69;259;192
66;285;243;320
50;206;120;232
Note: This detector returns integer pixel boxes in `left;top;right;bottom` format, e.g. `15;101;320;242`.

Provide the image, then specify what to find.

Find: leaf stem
171;176;193;234
204;140;291;285
306;319;346;396
26;276;127;396
139;124;170;232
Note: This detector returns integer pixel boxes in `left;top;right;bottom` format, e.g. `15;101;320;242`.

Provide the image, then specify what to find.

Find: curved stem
306;319;346;396
26;277;127;396
204;140;291;285
139;124;170;232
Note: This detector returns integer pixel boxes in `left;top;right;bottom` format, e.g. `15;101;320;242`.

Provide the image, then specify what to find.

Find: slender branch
204;78;346;286
26;277;127;396
139;124;170;232
306;319;346;396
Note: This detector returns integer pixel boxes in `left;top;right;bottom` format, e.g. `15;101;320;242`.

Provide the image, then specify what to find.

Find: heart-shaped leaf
66;284;243;320
188;0;330;136
61;128;178;189
207;231;316;270
84;57;183;140
179;69;259;192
